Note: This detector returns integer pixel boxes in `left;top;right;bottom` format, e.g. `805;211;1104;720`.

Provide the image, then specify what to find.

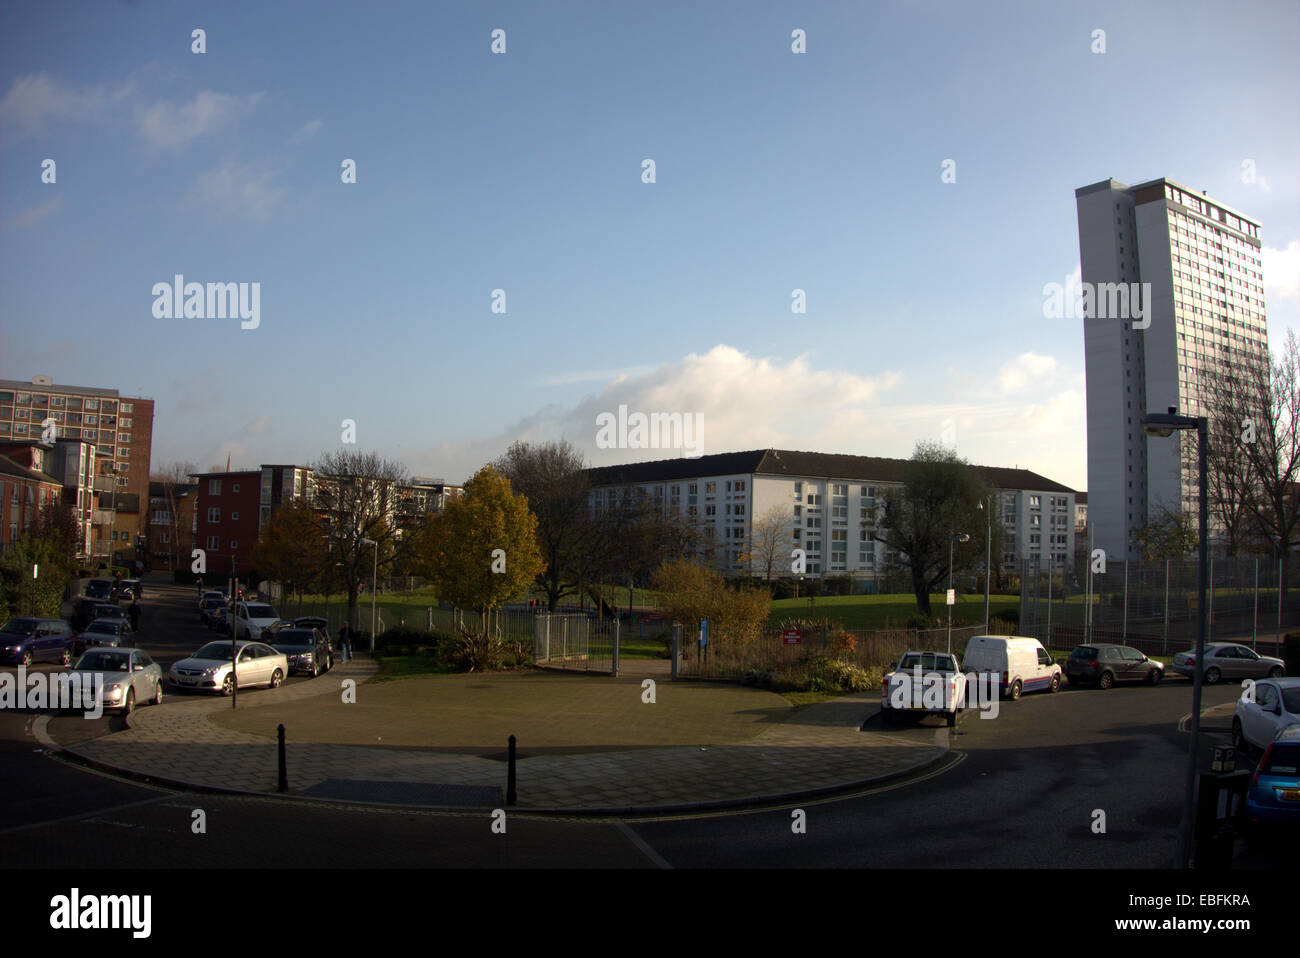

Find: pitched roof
585;448;1076;494
0;455;62;486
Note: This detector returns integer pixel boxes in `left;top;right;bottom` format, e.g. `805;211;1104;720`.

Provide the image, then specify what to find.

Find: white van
962;635;1061;700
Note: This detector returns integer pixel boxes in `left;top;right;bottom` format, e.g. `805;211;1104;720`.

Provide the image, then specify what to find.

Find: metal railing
532;613;619;675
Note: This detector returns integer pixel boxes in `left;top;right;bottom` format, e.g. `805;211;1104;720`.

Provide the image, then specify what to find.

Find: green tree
651;558;770;647
412;466;543;670
0;534;68;617
1131;506;1198;562
875;442;992;618
252;501;330;614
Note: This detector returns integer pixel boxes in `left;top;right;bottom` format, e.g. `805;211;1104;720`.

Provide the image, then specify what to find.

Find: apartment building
0;375;155;559
1076;177;1269;559
586;449;1076;588
192;471;262;576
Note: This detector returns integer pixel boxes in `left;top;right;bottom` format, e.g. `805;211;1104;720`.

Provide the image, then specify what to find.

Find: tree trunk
912;565;933;618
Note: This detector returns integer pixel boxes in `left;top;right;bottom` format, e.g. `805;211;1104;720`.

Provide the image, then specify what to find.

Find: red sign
782;629;803;645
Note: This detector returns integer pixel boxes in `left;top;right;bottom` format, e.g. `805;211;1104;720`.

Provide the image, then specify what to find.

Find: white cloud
187;161;285;223
295;119;323;140
136;91;262;149
246;415;272;437
0;72;133;138
10;196;64;229
1263;241;1299;304
996;352;1059;394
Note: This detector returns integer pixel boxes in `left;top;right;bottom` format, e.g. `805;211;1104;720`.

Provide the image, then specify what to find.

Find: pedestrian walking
128;599;141;633
339;623;353;663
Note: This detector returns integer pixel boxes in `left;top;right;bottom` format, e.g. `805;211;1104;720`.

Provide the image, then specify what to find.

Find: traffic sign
782;628;802;646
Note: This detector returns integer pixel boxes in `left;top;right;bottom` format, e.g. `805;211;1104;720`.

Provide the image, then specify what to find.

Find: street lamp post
948;532;970;653
979;496;992;632
360;537;378;653
1143;408;1208;870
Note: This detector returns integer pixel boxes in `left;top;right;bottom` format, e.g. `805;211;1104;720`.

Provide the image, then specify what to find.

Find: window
793;481;803;496
207;508;221;522
231;512;239;521
230;540;238;550
205;535;220;550
1029;495;1041;508
233;483;240;493
121;403;133;413
209;480;221;495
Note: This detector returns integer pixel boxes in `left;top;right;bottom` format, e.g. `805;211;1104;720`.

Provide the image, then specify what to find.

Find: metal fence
1017;555;1300;656
531;613;619;674
673;622;992;682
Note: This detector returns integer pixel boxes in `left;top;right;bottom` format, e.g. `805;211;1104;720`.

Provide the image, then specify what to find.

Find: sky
2;0;1297;491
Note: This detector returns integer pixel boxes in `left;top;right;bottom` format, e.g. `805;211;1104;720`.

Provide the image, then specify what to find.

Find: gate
533;613;619;675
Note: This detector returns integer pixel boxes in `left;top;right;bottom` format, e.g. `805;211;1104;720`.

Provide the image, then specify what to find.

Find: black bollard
506;734;517;806
277;723;288;793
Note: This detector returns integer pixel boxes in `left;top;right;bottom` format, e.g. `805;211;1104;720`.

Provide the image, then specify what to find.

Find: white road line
0;793;175;838
614;819;673;869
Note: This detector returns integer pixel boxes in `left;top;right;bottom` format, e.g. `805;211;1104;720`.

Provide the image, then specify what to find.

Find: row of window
0;392;136;414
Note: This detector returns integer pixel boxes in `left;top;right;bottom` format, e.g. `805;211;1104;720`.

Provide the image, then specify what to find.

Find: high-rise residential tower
1076;177;1268;559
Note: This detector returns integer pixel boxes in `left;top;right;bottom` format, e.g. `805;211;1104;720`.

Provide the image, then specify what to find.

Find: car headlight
202;667;219;677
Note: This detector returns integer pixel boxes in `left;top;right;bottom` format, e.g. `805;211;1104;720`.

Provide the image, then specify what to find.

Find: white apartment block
586;449;1076;589
1077;177;1269;560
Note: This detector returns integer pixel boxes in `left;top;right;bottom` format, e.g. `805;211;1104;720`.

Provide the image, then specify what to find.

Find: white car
234;602;281;642
169;640;289;696
70;648;164;714
881;650;966;727
1232;677;1300;752
963;635;1062;699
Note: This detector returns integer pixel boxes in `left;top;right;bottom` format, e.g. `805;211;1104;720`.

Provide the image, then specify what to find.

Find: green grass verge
372;654;457;682
768;593;1020;630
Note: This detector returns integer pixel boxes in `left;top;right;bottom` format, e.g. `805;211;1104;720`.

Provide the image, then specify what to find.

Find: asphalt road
0;578;1293;869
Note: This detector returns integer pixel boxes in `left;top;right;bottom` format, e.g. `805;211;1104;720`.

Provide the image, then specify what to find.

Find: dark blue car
0;617;76;667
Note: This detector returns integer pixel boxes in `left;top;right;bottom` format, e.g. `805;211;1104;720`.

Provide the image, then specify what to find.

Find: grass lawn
768;593;1020;630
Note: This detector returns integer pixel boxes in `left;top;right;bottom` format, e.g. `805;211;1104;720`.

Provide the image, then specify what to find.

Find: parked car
84;578;114;602
881;650;965;726
110;581;135;603
168;640;288;696
1172;643;1285;685
75;619;135;654
269;628;333;677
120;579;143;599
70;648;163;714
1244;725;1300;826
1233;677;1300;753
198;589;225;611
1065;643;1164;688
199;596;226;626
292;616;331;640
92;604;127;626
962;634;1061;699
234;602;281;642
0;617;75;667
209;605;234;633
70;597;105;632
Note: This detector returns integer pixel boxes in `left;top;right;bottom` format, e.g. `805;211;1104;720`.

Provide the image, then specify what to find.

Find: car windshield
272;632;313;648
192;642;238;660
1;619;39;635
1071;646;1098;657
1282;688;1300;713
1263;743;1300;777
897;652;958;672
76;652;129;672
86;622;118;634
245;605;276;619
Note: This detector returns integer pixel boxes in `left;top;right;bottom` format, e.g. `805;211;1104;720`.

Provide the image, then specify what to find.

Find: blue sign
699;619;708;646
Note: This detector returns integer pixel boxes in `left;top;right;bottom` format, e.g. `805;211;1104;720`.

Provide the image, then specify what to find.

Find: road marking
0;793;175;838
614;819;672;869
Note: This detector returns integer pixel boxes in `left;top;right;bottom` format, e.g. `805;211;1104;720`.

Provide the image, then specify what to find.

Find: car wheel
1049;674;1061;693
152;679;163;706
60;648;71;667
1231;718;1246;752
311;660;320;678
1205;667;1221;685
221;674;234;696
1268;666;1283;678
269;669;283;689
1148;668;1162;685
1098;671;1114;690
1008;680;1022;701
122;688;134;715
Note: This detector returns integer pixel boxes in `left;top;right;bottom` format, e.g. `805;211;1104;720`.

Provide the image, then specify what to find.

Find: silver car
169;640;289;696
1172;643;1285;684
70;648;164;714
1232;678;1300;752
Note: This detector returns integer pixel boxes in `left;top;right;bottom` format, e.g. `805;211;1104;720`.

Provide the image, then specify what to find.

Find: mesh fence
1017;555;1300;656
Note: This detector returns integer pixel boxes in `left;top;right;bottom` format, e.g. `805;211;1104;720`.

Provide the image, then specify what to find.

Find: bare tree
492;439;604;612
310;450;409;637
150;461;198;571
749;504;795;582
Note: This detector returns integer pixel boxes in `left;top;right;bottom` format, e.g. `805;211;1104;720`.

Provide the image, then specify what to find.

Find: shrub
770;579;796;600
992;608;1019;627
823;574;853;596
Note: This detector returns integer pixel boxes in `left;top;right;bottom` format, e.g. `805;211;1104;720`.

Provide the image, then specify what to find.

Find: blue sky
2;0;1297;490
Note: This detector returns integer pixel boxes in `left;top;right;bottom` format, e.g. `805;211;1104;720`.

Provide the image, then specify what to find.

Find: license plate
1280;789;1300;802
177;678;196;686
